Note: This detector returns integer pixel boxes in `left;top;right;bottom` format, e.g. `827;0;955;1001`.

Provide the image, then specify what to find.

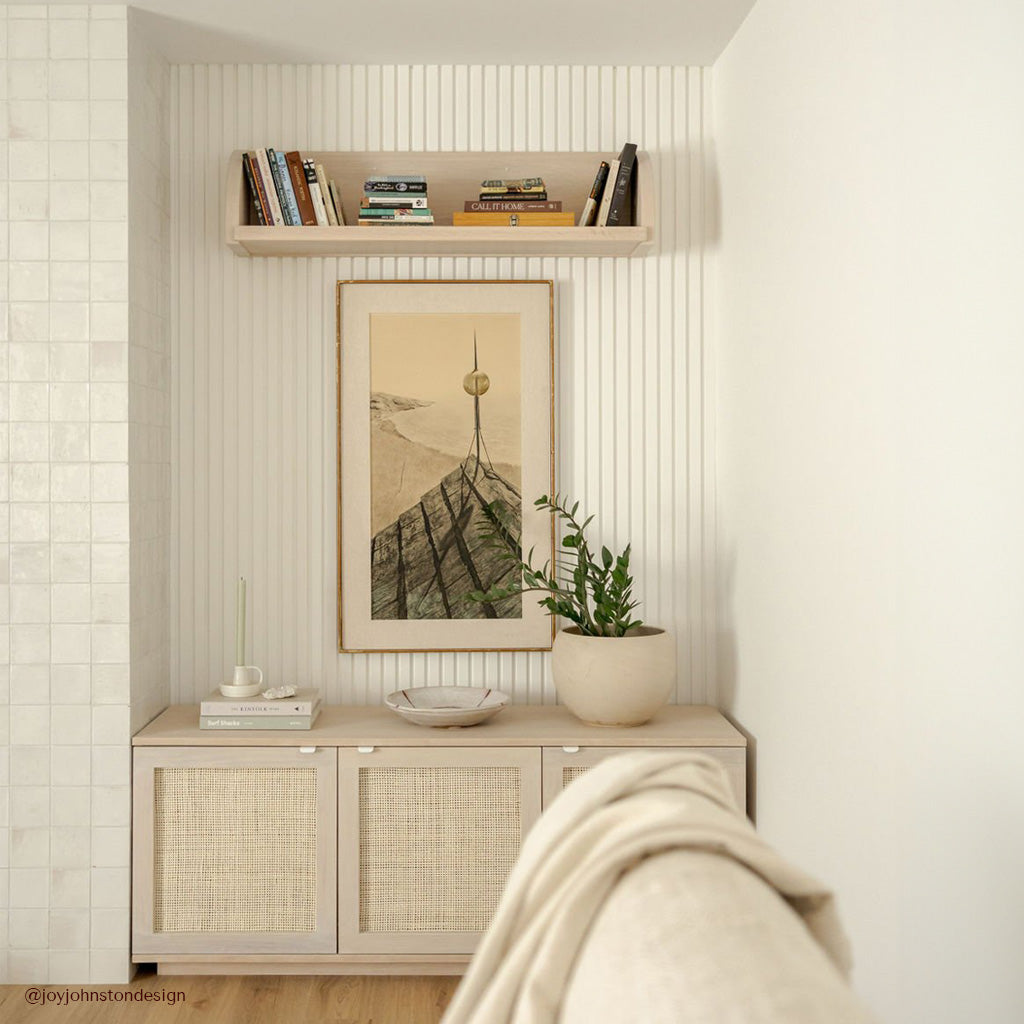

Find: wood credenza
132;704;747;975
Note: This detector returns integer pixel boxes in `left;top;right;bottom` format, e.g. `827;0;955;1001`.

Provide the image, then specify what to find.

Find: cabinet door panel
132;746;337;956
542;746;747;813
339;747;541;954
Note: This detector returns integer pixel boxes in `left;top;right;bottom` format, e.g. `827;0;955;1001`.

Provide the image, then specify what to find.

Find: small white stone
261;686;297;700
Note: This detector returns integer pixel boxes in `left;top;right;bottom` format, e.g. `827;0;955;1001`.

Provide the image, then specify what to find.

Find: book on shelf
199;709;321;731
479;177;546;196
604;143;638;226
303;159;330;225
358;209;435;225
362;175;427;193
453;211;575;227
269;149;301;225
595;158;619;226
579;160;610;226
285;151;317;226
329;180;346;225
200;688;322;717
314;163;339;225
364;194;430;208
252;149;285;225
465;199;562;212
242;152;269;225
357;204;433;216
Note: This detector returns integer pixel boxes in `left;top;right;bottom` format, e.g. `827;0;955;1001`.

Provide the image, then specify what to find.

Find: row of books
243;149;345;227
242;142;638;228
199;687;321;730
358;174;434;225
579;143;638;227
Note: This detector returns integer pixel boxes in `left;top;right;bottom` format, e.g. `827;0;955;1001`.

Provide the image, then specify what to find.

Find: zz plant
469;494;643;637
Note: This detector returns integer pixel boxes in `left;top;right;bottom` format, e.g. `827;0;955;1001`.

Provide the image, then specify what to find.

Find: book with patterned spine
269;149;301;225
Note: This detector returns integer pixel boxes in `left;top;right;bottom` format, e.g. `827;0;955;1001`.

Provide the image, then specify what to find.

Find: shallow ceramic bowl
384;686;510;728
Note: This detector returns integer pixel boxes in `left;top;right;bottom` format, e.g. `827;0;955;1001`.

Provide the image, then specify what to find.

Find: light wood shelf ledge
224;150;654;257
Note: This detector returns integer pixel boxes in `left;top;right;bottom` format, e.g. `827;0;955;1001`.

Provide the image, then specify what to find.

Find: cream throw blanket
442;751;861;1024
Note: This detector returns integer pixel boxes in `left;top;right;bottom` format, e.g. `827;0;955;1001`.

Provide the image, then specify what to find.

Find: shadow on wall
130;9;335;64
703;139;722;249
715;545;758;824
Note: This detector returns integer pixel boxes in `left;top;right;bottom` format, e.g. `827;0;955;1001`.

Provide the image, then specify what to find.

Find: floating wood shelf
224;150;654;258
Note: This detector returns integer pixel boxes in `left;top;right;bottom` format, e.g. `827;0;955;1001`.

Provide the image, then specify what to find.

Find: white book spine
315;163;339;225
254;148;285;226
304;160;329;224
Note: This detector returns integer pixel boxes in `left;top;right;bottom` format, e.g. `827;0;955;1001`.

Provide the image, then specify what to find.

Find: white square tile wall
1;5;171;984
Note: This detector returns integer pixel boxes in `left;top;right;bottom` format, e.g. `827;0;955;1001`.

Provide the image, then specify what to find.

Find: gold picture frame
337;280;555;653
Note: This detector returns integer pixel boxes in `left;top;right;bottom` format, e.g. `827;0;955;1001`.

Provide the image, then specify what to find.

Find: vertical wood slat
170;63;710;708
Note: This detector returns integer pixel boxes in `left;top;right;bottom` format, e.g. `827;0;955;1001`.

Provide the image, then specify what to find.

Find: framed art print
337;280;554;652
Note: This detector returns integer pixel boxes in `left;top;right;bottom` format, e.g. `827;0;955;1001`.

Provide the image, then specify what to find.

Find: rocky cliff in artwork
370;457;523;620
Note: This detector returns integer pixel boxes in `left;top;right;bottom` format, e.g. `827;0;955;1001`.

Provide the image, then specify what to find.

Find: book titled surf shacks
199;712;321;730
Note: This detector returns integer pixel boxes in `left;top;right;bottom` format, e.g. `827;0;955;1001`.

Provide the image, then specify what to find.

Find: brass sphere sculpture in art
463;369;490;396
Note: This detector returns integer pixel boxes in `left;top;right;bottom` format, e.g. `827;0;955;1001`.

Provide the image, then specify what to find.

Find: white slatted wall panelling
170;64;714;706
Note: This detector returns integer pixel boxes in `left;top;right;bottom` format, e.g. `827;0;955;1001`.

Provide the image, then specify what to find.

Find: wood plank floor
0;971;460;1024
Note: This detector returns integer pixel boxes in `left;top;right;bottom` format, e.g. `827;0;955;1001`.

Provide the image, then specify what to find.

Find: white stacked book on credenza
199;688;322;730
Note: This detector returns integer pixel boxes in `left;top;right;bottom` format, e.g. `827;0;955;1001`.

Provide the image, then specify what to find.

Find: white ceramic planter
550;626;675;727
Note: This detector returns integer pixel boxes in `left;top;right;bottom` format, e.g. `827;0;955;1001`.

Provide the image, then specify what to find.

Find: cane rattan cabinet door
339;746;542;954
132;746;338;956
542;745;747;812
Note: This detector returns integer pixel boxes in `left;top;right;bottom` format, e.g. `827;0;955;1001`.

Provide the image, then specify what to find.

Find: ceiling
34;0;756;66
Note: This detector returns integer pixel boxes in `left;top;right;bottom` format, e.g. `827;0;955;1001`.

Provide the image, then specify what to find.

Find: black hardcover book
242;152;268;225
604;143;638;227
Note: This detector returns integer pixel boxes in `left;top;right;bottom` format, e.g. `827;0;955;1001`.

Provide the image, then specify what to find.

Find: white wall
714;1;1024;1021
127;12;170;736
0;5;170;984
170;65;715;706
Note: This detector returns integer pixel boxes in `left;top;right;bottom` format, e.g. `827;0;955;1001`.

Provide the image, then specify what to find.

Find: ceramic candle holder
219;665;264;698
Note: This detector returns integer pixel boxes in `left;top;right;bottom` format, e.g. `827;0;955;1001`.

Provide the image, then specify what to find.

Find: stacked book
242;149;345;227
454;177;575;226
358;174;434;225
579;143;638;226
199;688;322;730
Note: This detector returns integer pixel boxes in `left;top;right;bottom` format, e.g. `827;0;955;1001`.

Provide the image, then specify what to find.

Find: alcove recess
224;150;654;257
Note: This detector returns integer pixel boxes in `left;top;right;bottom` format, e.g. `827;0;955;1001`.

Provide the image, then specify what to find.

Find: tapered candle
236;577;246;666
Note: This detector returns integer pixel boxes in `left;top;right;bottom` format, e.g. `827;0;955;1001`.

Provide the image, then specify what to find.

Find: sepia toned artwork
369;313;523;621
338;281;554;652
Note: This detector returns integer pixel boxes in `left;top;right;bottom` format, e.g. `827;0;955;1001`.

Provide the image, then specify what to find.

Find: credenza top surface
133;704;746;748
